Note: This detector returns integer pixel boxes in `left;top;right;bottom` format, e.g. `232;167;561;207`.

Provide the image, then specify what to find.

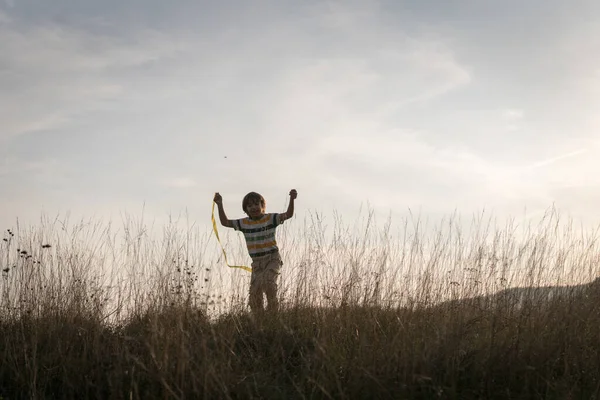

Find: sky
1;0;600;234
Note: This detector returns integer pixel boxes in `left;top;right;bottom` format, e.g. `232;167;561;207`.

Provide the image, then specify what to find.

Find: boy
213;189;297;313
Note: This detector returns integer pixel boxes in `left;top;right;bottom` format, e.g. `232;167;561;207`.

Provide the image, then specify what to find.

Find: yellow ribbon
211;202;252;272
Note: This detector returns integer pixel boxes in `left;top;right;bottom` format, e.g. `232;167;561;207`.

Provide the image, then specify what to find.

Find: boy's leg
249;260;265;313
264;257;282;312
264;272;279;312
249;283;263;313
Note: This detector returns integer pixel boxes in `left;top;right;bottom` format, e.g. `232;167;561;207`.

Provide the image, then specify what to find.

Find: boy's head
242;192;266;218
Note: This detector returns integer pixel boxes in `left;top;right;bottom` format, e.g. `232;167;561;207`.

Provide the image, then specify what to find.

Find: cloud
0;19;190;141
263;36;471;144
529;149;588;169
315;129;511;210
503;109;524;120
163;177;197;189
311;124;598;216
2;0;598;230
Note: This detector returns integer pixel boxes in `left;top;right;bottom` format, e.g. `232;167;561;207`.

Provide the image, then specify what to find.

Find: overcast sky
1;0;599;233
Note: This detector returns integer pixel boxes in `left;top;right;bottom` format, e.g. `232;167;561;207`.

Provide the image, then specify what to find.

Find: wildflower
42;244;51;249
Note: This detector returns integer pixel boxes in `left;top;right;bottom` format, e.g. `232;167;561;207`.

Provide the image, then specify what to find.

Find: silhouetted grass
1;209;599;399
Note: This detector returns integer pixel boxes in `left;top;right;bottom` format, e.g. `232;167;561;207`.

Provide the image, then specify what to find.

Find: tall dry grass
0;208;599;399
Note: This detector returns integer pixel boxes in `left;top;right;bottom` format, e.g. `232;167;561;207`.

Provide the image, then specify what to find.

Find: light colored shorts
249;252;283;312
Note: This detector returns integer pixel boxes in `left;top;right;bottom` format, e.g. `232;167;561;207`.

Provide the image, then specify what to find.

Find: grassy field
1;210;599;399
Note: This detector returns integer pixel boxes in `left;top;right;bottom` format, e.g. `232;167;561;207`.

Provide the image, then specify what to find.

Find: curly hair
242;192;265;214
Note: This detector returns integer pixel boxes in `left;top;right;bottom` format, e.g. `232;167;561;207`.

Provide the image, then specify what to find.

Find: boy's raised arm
280;189;297;222
214;192;234;228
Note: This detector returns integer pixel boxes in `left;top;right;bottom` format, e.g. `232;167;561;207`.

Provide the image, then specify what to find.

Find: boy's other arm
214;193;234;228
279;189;297;222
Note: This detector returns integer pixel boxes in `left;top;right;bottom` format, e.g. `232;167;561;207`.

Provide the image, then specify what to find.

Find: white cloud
164;177;197;189
0;22;190;141
311;125;599;216
503;109;524;120
365;40;471;115
1;25;185;72
2;0;600;230
263;36;471;148
528;149;588;169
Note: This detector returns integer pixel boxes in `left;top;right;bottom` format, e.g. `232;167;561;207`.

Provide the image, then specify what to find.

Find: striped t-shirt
232;213;284;259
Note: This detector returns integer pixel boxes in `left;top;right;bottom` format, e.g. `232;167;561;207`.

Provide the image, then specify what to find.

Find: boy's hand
289;189;297;200
213;192;223;205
